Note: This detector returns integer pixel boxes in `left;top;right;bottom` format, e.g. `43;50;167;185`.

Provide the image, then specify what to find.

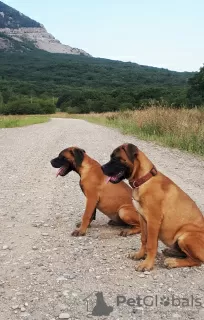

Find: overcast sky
3;0;204;72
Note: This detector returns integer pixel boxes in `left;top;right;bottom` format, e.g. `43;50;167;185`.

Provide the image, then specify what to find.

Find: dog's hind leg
118;206;141;236
108;218;129;227
164;229;204;269
164;257;201;268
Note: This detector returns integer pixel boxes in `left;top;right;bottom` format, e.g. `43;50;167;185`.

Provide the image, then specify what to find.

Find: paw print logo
160;296;170;307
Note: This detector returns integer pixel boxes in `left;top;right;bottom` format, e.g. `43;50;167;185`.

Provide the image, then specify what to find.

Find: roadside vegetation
59;107;204;156
0;115;49;128
0;49;204;155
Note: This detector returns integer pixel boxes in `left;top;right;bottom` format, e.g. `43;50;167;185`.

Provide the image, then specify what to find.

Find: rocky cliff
0;1;90;56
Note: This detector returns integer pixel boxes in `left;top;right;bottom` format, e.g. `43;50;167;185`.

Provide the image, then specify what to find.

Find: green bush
1;101;40;115
66;106;82;114
0;99;56;115
39;100;56;114
187;65;204;106
60;101;83;113
0;104;4;115
119;102;134;111
60;101;71;112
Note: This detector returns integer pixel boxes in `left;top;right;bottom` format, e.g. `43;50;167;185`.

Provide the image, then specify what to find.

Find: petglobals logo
84;292;204;318
117;294;204;309
84;292;114;317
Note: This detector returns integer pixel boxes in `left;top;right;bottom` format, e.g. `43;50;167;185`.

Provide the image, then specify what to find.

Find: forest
0;48;203;114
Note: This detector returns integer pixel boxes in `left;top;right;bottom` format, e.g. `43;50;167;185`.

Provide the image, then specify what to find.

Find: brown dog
102;143;204;271
50;147;140;237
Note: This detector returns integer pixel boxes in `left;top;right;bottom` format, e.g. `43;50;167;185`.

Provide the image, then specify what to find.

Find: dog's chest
132;190;145;218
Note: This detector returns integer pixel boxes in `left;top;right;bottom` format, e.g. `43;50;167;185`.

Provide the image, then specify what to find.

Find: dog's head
101;143;138;183
50;147;85;177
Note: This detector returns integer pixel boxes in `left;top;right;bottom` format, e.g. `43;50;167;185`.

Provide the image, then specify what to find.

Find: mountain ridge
0;1;194;112
0;1;41;28
0;1;90;56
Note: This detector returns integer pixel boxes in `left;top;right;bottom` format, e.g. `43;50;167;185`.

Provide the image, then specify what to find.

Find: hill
0;49;193;113
0;50;191;89
0;1;90;55
0;1;194;113
0;0;40;28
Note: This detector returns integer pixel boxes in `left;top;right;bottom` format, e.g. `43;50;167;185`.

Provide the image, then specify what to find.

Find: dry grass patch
57;108;204;156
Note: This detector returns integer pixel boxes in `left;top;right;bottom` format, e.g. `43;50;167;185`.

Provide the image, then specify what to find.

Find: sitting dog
102;143;204;271
50;147;140;236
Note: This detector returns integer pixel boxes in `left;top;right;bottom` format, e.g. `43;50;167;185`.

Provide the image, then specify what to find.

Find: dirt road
0;118;204;320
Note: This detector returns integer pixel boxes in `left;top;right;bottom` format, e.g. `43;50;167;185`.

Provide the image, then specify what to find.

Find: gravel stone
59;313;70;319
12;305;19;310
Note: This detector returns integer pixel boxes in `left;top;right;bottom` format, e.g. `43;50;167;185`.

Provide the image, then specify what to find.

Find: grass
0;115;49;128
2;108;203;156
54;108;204;156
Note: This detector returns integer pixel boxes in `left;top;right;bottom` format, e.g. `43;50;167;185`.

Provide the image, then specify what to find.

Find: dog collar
129;167;157;188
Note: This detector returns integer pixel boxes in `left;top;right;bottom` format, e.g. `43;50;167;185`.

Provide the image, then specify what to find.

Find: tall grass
60;107;204;156
0;115;49;128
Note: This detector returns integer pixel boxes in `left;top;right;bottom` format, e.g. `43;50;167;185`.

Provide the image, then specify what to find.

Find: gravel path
0;118;204;320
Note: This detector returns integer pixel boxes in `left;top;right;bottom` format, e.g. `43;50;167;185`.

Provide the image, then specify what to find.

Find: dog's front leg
136;215;162;272
128;215;147;260
75;208;96;228
72;196;98;237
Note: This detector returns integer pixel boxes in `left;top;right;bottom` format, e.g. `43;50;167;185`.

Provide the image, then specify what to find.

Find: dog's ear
123;143;138;163
73;148;85;167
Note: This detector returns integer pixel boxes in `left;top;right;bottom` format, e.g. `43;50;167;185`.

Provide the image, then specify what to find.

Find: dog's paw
135;260;154;272
128;252;140;260
164;258;178;269
71;229;86;237
120;230;129;237
128;251;145;260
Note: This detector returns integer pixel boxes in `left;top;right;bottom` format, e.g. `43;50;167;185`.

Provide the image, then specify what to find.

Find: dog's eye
59;156;67;162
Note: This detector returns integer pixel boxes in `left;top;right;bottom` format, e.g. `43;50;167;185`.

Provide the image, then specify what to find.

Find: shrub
0;99;56;115
79;107;204;155
60;101;84;113
66;106;82;114
119;102;134;111
60;101;71;112
1;100;41;115
39;100;56;114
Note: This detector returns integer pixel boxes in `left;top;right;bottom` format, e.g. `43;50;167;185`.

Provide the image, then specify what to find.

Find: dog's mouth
107;171;125;184
56;166;70;177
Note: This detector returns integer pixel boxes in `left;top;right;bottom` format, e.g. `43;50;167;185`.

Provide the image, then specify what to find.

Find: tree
0;92;3;107
2;88;13;104
187;65;204;106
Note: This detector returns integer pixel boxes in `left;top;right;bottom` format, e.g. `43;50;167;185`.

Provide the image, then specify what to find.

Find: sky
3;0;204;72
